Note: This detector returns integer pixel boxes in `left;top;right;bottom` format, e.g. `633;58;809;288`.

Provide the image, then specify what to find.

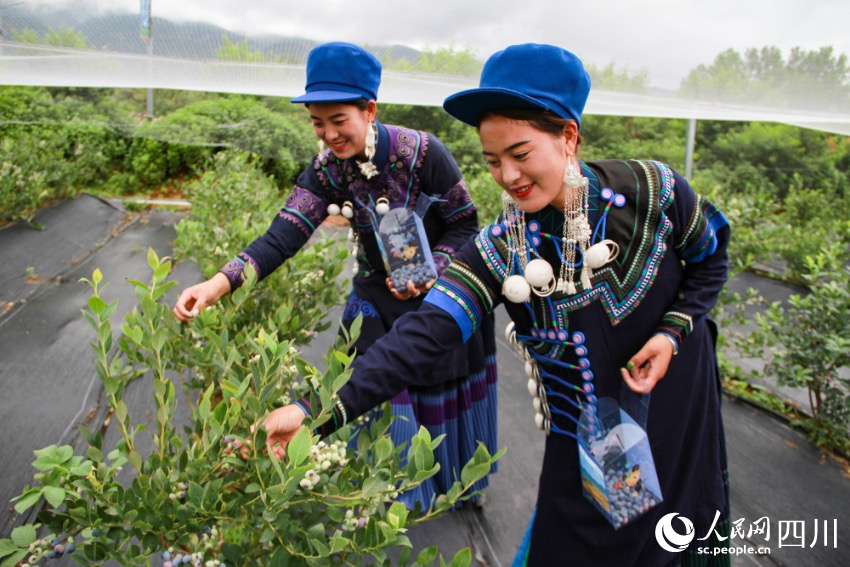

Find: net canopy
2;0;850;135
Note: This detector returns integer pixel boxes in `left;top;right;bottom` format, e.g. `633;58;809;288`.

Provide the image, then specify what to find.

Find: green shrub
738;245;850;453
0;256;495;566
127;96;315;188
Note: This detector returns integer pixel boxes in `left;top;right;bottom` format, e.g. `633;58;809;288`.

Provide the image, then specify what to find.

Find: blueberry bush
0;253;498;566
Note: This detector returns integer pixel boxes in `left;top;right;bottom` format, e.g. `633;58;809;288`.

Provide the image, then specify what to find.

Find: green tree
216;36;275;63
11;28;40;44
679;45;850;111
379;43;482;76
584;62;649;93
41;25;91;49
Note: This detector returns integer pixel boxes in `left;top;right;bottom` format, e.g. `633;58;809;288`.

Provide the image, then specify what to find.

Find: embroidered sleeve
656;167;731;346
217;164;329;290
425;259;498;342
417;133;480;275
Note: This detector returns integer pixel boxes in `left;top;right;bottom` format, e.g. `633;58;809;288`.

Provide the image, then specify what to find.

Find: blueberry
66;543;76;554
162;550;172;560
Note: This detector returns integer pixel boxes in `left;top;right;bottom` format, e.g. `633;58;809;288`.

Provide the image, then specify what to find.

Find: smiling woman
264;43;732;567
174;42;499;510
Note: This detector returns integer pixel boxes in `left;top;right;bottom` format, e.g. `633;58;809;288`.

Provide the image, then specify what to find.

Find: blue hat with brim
291;42;382;104
443;43;591;129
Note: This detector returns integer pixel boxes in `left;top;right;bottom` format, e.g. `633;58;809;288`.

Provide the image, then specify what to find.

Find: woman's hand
386;277;435;301
173;272;231;322
620;334;675;394
263;405;308;459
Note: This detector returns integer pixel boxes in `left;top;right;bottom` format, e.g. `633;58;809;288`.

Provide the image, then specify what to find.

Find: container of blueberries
577;392;663;529
375;206;438;290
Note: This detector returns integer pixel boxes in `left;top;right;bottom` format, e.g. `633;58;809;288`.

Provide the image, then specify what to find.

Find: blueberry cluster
19;535;76;565
167;482;188;502
339;482;399;533
159;526;225;567
390;261;436;289
604;469;661;529
300;441;349;491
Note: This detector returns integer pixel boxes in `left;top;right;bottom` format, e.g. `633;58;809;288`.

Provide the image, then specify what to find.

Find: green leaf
0;539;20;559
147;247;159;271
0;549;27;567
461;463;491;488
361;476;386;498
286;425;312;467
329;536;348;554
12;489;42;514
449;547;472;567
416;546;439;565
188;481;204;508
386;502;409;530
375;437;393;463
42;486;65;508
87;295;107;315
10;525;36;548
128;449;142;471
114;400;128;424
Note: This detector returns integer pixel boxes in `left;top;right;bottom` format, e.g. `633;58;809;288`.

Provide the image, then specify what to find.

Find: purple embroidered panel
433;180;475;222
280;185;328;236
342;291;380;320
219;253;261;290
317;125;428;233
432;244;456;275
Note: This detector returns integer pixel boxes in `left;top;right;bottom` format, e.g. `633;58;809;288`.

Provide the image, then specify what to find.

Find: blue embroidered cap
443;43;591;129
291;42;382;104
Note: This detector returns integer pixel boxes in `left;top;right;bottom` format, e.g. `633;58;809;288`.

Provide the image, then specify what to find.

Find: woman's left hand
620;334;675;394
386;278;435;301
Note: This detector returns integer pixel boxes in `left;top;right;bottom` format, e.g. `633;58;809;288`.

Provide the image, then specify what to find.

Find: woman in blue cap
262;43;731;566
174;42;498;509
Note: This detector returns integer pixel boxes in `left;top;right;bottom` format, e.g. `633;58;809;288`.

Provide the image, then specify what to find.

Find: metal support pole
146;34;154;119
685;118;697;179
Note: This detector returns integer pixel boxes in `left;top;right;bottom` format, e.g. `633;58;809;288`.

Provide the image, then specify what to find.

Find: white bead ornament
525;359;539;380
375;197;390;215
534;412;545;430
327;203;341;216
341;201;354;219
503;274;531;303
524;258;553;287
584;240;619;269
532;396;542;412
527;378;538;397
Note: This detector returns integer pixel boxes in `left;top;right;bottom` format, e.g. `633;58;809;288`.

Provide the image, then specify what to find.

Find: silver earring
317;138;326;154
358;122;379;179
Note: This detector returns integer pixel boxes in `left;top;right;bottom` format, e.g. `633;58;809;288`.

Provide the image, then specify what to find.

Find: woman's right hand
173;272;232;322
263;405;308;459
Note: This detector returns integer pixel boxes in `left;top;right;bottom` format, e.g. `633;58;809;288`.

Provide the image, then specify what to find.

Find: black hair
304;98;371;111
480;107;583;147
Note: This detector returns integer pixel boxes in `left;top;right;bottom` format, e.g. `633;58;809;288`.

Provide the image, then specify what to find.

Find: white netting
2;0;849;134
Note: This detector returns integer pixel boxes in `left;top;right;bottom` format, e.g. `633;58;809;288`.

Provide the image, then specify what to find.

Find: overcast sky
19;0;850;90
